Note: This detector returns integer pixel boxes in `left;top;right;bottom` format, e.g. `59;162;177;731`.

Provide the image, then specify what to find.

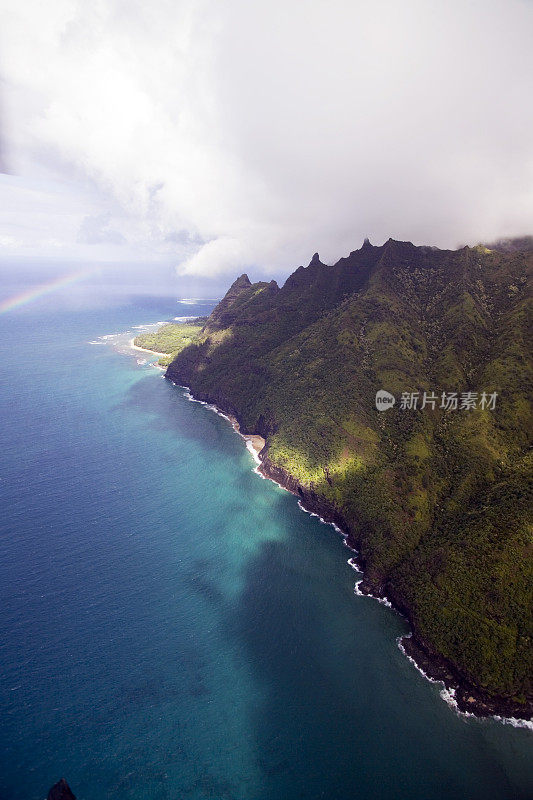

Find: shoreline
229;417;266;459
129;338;167;358
169;378;532;729
180;387;265;458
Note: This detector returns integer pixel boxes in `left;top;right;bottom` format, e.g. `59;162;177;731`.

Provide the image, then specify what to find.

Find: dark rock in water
47;778;76;800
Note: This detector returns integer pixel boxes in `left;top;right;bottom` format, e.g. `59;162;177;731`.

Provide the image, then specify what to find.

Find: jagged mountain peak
230;273;251;290
204;273;253;329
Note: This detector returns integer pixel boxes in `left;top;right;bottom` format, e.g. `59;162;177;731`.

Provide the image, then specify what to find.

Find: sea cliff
164;237;533;722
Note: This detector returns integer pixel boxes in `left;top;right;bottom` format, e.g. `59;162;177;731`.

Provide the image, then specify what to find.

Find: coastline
170;377;532;729
129;337;167;358
229;418;265;459
180;387;265;459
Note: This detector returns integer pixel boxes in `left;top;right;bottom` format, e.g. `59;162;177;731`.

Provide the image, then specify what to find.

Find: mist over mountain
1;1;533;277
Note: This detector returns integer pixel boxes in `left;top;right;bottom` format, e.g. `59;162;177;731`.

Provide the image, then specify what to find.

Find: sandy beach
129;338;167;358
245;433;266;456
226;414;266;456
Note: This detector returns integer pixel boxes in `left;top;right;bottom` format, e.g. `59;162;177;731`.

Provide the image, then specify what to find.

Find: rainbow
0;269;95;314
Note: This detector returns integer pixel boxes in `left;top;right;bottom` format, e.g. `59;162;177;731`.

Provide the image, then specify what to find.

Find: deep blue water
0;292;531;800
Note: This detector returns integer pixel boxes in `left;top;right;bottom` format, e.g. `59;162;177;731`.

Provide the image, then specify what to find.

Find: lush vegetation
167;239;532;706
134;319;206;365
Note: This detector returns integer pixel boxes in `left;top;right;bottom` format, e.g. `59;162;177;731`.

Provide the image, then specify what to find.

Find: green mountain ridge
165;237;532;717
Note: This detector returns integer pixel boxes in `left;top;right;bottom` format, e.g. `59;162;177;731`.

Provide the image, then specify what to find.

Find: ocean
0;291;531;800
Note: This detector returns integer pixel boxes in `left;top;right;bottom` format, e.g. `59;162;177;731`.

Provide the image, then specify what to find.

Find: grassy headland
133;318;206;365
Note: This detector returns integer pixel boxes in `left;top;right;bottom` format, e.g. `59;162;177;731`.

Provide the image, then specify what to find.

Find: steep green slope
167;238;532;717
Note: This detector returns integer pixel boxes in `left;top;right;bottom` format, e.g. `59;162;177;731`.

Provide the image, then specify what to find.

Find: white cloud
178;237;249;277
77;213;126;245
1;0;532;280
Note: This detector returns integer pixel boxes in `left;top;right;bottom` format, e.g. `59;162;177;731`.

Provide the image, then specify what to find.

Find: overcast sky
1;0;532;288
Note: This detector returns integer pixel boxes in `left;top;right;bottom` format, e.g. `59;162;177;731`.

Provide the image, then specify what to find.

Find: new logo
375;390;396;411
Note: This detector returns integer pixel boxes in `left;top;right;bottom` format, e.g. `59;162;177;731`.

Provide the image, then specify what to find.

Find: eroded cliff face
166;237;533;719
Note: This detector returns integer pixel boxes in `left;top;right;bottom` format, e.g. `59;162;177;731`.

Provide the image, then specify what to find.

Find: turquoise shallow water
0;293;531;800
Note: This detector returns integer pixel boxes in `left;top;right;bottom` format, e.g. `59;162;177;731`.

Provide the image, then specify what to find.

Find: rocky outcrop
47;779;76;800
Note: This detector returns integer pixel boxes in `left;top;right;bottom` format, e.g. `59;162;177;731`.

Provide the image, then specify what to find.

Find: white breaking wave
97;324;172;373
343;538;358;554
398;635;445;687
182;387;234;425
131;321;168;330
493;715;533;731
244;439;262;466
296;499;345;537
182;385;262;466
353;580;393;608
397;637;478;722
